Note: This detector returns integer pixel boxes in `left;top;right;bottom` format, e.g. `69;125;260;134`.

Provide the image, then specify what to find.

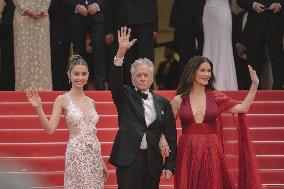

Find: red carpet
0;90;284;188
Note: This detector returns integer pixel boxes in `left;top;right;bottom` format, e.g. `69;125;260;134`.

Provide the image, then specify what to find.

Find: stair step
0;169;283;186
1;91;284;102
1;141;284;157
0;115;118;129
0;102;117;115
1;155;283;171
1;127;284;143
0;114;283;129
22;186;284;189
1;101;284;115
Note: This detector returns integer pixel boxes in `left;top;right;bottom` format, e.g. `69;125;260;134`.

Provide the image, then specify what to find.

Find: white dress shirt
139;91;156;149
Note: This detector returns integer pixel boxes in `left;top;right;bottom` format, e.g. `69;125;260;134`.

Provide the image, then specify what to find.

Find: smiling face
193;62;212;87
132;64;153;92
69;64;89;88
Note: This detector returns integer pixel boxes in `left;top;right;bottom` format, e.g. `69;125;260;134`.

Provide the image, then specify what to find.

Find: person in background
104;0;158;87
169;0;205;69
202;0;238;90
155;43;180;90
0;0;15;91
49;0;71;91
237;0;284;89
13;0;52;90
232;9;251;90
68;0;107;90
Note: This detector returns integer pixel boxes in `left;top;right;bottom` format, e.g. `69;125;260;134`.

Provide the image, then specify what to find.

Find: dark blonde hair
176;56;215;95
67;54;89;73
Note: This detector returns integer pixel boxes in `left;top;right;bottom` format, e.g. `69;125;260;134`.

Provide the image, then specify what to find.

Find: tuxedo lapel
152;93;162;124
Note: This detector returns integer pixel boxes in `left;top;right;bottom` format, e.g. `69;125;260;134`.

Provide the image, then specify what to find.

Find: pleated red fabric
174;89;261;189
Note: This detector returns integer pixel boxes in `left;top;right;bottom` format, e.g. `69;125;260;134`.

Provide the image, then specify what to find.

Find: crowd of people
0;0;283;91
0;0;159;91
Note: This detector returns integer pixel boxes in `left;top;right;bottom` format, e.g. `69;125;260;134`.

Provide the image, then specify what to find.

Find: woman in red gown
171;56;261;189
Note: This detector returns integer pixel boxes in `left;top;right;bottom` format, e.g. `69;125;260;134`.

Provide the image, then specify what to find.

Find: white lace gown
202;0;238;90
64;94;104;189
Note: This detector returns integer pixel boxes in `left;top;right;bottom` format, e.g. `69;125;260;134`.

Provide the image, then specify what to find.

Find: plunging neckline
66;93;96;123
188;90;208;124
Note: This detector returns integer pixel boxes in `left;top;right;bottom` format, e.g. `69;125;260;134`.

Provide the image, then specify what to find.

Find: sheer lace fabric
64;94;104;189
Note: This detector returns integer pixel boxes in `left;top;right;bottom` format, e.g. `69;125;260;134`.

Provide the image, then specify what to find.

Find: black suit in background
49;0;71;91
104;0;158;87
237;0;284;89
169;0;205;69
0;0;14;90
109;65;177;189
68;0;107;90
232;11;251;90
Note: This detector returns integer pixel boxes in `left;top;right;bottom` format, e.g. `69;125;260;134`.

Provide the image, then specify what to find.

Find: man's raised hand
117;27;137;57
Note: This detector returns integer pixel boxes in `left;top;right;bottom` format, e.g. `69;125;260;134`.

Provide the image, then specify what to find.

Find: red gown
174;89;261;189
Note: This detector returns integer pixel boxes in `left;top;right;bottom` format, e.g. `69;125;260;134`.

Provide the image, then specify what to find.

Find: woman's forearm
240;83;258;112
35;105;55;135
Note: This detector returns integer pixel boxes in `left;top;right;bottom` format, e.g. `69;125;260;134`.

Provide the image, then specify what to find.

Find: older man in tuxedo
68;0;107;90
109;27;177;189
237;0;284;89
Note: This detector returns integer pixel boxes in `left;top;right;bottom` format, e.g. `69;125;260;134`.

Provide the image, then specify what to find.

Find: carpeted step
1;101;284;115
0;169;283;186
0;114;283;129
1;127;284;143
1;141;284;157
0;115;118;129
25;186;284;189
0;102;117;115
0;156;115;171
1;155;283;171
1;91;284;102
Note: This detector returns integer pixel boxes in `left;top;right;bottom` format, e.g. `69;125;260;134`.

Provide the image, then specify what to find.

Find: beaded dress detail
64;93;104;189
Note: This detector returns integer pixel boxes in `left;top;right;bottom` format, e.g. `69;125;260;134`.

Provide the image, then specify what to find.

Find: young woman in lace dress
25;55;108;189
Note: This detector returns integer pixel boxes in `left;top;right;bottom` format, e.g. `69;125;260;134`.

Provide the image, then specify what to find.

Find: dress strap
65;93;72;103
86;96;96;109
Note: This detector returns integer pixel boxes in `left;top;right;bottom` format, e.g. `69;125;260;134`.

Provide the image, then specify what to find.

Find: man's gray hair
130;58;154;79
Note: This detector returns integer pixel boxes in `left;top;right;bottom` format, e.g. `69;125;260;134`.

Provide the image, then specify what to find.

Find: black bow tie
136;90;148;100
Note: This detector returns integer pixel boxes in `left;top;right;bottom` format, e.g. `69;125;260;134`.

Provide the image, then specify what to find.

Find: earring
69;78;71;84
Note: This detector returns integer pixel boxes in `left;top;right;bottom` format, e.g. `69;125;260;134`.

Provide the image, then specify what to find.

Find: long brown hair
176;56;215;95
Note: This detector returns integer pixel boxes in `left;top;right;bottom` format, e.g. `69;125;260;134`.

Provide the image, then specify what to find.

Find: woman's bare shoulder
171;95;182;106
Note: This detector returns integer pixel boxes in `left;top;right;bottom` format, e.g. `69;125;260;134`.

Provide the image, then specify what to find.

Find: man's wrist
114;56;124;66
116;49;127;58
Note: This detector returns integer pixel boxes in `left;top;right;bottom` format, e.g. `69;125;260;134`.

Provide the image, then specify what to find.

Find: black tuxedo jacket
237;0;284;33
0;0;14;47
68;0;104;22
2;0;14;25
232;11;248;48
109;65;177;179
169;0;205;31
104;0;158;34
49;0;71;44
